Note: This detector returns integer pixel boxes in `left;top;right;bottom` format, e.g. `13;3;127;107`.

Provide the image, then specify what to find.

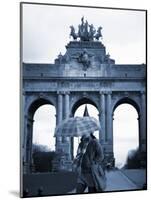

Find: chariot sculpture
70;17;102;41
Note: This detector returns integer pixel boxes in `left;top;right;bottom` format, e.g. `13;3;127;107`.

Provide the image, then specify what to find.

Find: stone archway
23;16;146;172
23;98;56;173
112;96;146;168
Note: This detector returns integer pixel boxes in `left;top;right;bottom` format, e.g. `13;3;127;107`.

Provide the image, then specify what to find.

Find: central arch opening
71;98;99;158
113;103;139;168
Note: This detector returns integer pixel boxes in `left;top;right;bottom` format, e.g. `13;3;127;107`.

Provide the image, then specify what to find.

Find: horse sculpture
70;26;78;40
95;26;102;40
89;24;96;41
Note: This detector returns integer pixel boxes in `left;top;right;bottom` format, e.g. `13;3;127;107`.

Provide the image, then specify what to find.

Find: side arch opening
113;99;139;169
26;98;56;172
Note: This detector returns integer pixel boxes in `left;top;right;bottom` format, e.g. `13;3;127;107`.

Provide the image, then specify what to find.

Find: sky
23;3;146;64
23;4;144;168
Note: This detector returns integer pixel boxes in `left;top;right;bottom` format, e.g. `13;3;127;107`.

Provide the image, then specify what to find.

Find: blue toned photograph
20;2;147;197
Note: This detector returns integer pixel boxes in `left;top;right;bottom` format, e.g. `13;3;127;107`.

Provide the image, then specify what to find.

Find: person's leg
88;187;97;193
76;183;86;193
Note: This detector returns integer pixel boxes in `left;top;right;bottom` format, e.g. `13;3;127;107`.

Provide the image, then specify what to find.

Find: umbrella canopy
54;116;101;137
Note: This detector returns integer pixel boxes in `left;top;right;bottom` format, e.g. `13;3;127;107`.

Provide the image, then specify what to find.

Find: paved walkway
23;169;144;196
69;169;139;193
105;170;139;191
120;169;146;188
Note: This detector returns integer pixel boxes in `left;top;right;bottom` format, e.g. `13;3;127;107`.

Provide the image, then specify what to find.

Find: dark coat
81;138;104;172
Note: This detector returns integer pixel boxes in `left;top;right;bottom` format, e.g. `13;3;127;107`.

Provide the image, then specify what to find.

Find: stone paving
23;169;145;197
105;170;139;191
69;169;141;193
120;169;146;188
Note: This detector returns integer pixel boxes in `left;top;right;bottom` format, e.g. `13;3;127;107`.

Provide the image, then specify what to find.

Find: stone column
106;92;113;143
61;91;72;170
23;94;33;174
56;92;63;151
64;91;71;160
106;91;113;157
64;91;70;119
140;91;146;153
23;114;28;174
22;91;25;149
22;92;27;173
62;136;71;159
57;91;63;125
25;116;34;173
99;91;106;143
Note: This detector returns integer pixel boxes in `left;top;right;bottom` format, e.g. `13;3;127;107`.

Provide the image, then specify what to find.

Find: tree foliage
32;144;57;172
124;148;146;169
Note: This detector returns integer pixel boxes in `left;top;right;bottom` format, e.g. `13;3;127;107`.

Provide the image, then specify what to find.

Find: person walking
74;133;106;194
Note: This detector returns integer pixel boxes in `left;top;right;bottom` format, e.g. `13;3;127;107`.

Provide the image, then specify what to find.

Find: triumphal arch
22;17;146;173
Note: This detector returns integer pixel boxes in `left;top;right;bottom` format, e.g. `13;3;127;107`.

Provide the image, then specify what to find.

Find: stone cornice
23;76;145;81
24;90;145;94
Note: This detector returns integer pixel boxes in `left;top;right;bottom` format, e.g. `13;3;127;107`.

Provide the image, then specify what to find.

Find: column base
137;150;147;168
52;155;72;172
138;141;147;168
140;141;147;153
53;141;73;171
23;162;31;174
103;152;115;169
101;143;115;169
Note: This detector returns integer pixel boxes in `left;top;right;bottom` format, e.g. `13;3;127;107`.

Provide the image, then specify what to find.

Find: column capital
56;136;62;143
25;115;34;124
57;91;70;95
99;90;112;95
62;136;70;143
124;91;129;97
82;91;88;98
106;91;112;95
140;90;146;95
64;91;70;95
28;117;34;124
38;92;46;98
22;90;26;96
99;91;105;95
57;91;64;95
